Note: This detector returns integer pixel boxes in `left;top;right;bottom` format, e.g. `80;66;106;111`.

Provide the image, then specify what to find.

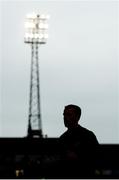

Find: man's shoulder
79;125;94;135
79;125;99;144
59;125;99;144
73;125;99;145
60;125;95;138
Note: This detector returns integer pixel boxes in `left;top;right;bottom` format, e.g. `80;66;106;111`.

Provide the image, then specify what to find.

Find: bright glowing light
44;24;49;29
44;34;49;39
39;34;44;39
39;23;44;29
25;22;35;28
34;34;39;38
39;23;49;29
40;14;46;19
32;12;37;19
24;13;49;44
26;12;37;19
25;33;29;38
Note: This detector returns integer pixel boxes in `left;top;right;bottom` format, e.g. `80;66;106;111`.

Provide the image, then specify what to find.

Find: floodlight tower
24;13;49;138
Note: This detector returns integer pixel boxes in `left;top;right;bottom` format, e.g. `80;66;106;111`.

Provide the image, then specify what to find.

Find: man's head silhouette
63;104;81;129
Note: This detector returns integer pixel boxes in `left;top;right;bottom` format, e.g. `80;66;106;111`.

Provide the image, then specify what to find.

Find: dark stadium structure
0;138;119;178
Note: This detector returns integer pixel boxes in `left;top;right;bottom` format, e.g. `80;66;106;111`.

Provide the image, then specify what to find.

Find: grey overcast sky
0;0;119;143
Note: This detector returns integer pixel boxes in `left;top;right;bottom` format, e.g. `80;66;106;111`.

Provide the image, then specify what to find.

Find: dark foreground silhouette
0;105;118;178
59;104;99;178
0;138;119;178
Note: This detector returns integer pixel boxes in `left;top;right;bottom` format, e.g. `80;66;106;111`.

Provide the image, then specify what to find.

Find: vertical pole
27;42;43;137
35;42;42;137
28;43;34;136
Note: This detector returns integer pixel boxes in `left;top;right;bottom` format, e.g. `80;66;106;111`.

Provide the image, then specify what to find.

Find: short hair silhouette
64;104;81;120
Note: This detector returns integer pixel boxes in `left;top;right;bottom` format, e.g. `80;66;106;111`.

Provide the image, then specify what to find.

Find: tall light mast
24;13;49;138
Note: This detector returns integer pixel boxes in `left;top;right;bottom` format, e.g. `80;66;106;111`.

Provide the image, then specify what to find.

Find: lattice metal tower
24;13;49;138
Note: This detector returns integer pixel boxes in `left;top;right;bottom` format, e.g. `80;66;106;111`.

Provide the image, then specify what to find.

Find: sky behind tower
0;0;119;143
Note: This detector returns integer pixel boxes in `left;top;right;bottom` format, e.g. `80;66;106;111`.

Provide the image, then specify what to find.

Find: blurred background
0;0;119;143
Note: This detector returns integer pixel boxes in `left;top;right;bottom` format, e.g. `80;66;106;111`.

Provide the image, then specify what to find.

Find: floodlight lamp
40;14;50;20
24;13;49;44
26;12;37;19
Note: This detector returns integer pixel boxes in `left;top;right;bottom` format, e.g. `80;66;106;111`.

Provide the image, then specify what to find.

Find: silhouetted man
59;104;99;177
